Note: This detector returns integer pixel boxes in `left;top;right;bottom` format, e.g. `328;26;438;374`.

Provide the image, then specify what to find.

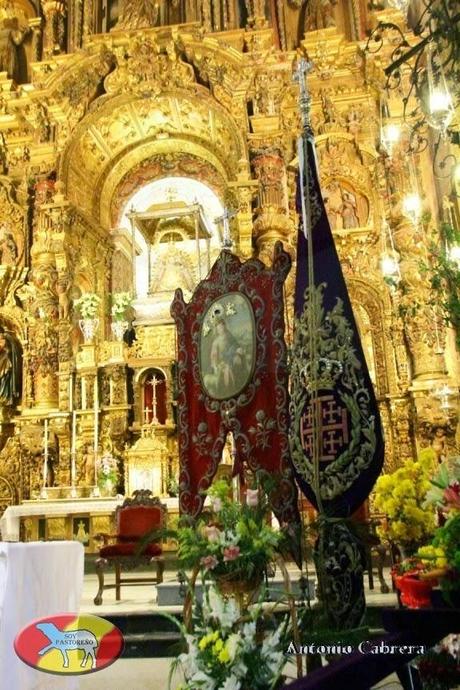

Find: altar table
0;497;179;552
0;541;84;689
0;498;125;543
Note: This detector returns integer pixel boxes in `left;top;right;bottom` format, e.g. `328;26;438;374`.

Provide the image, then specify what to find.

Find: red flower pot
395;574;434;609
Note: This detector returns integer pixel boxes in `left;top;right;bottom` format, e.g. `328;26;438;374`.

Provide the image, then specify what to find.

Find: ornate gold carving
128;325;175;361
0;3;454;529
46;516;66;539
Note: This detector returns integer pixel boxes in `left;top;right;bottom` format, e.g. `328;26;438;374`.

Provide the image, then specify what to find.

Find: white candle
93;375;98;478
109;378;114;405
43;419;49;490
81;377;86;410
71;411;77;486
69;372;73;413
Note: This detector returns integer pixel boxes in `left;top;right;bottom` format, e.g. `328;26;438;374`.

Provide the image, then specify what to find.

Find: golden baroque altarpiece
0;0;457;543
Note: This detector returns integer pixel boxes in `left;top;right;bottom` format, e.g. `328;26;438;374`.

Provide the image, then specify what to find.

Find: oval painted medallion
199;292;255;400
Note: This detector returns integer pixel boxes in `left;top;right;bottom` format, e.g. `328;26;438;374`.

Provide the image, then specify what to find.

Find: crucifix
215;207;237;249
143;406;151;424
147;376;160;424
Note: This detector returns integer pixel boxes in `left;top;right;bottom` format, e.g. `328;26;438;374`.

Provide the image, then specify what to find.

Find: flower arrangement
429;513;460;601
416;635;460;690
73;293;101;319
176;478;283;586
374;449;436;551
391;457;460;607
96;452;118;490
169;586;290;690
424;457;460;517
166;475;179;497
416;545;449;572
110;292;133;321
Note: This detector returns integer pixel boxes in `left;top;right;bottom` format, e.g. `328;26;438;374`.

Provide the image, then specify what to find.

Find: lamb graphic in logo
36;622;99;669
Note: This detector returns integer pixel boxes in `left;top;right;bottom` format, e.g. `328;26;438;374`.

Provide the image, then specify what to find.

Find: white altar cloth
0;498;125;541
0;496;179;542
0;541;84;690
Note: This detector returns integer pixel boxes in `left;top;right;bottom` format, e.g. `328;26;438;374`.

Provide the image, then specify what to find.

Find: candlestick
81;377;87;410
147;375;160;424
69;371;73;413
70;410;77;494
93;372;99;496
41;419;48;499
143;406;151;424
109;377;114;406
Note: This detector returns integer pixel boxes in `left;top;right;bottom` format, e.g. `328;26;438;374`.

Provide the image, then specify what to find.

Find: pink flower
204;525;221;543
223;545;240;561
211;497;223;513
200;555;218;570
246;489;259;507
444;484;460;510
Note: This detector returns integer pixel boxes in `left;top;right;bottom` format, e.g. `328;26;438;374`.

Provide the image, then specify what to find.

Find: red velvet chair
94;490;165;605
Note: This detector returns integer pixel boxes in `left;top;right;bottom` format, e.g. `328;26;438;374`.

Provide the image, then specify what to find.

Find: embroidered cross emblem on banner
300;394;349;461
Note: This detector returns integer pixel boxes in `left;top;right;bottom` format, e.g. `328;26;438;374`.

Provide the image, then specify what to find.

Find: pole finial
215;207;237;249
293;59;313;134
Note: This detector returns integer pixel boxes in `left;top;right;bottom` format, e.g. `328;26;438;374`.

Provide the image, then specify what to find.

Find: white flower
207;588;239;629
443;634;460;660
266;651;284;674
218;675;241;690
262;627;282;655
189;670;217;689
232;660;247;678
74;293;101;319
225;633;240;662
219;529;239;547
211;497;222;512
241;621;256;642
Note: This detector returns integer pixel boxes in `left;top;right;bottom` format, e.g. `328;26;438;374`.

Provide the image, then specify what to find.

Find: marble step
104;613;182;658
156;576;316;606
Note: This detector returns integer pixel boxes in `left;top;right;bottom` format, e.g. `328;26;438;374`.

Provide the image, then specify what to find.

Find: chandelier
366;0;460;188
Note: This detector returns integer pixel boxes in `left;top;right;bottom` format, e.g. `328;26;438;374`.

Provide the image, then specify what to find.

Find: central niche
117;177;224;323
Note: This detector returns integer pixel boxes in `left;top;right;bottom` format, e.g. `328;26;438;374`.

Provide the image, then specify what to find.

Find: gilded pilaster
28;183;60;409
392;215;446;381
42;0;66;58
251;146;293;263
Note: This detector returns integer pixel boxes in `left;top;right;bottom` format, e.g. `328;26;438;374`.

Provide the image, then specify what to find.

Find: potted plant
166;476;179;498
374;449;437;557
392;549;447;609
110;292;133;340
167;586;291;690
96;452;118;496
74;293;101;342
424;457;460;518
415;636;460;690
429;513;460;607
142;474;284;606
422;456;460;606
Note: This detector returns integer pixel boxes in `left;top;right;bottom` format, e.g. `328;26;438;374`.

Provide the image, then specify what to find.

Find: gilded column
391;215;446;381
28;181;60;409
231;181;257;259
389;397;414;466
251;146;292;264
42;0;66;58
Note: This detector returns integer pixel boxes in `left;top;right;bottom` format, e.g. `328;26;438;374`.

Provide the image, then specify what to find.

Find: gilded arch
347;277;397;397
60;86;247;228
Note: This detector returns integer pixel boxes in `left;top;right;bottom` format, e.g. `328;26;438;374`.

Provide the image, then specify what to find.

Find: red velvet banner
171;243;300;529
